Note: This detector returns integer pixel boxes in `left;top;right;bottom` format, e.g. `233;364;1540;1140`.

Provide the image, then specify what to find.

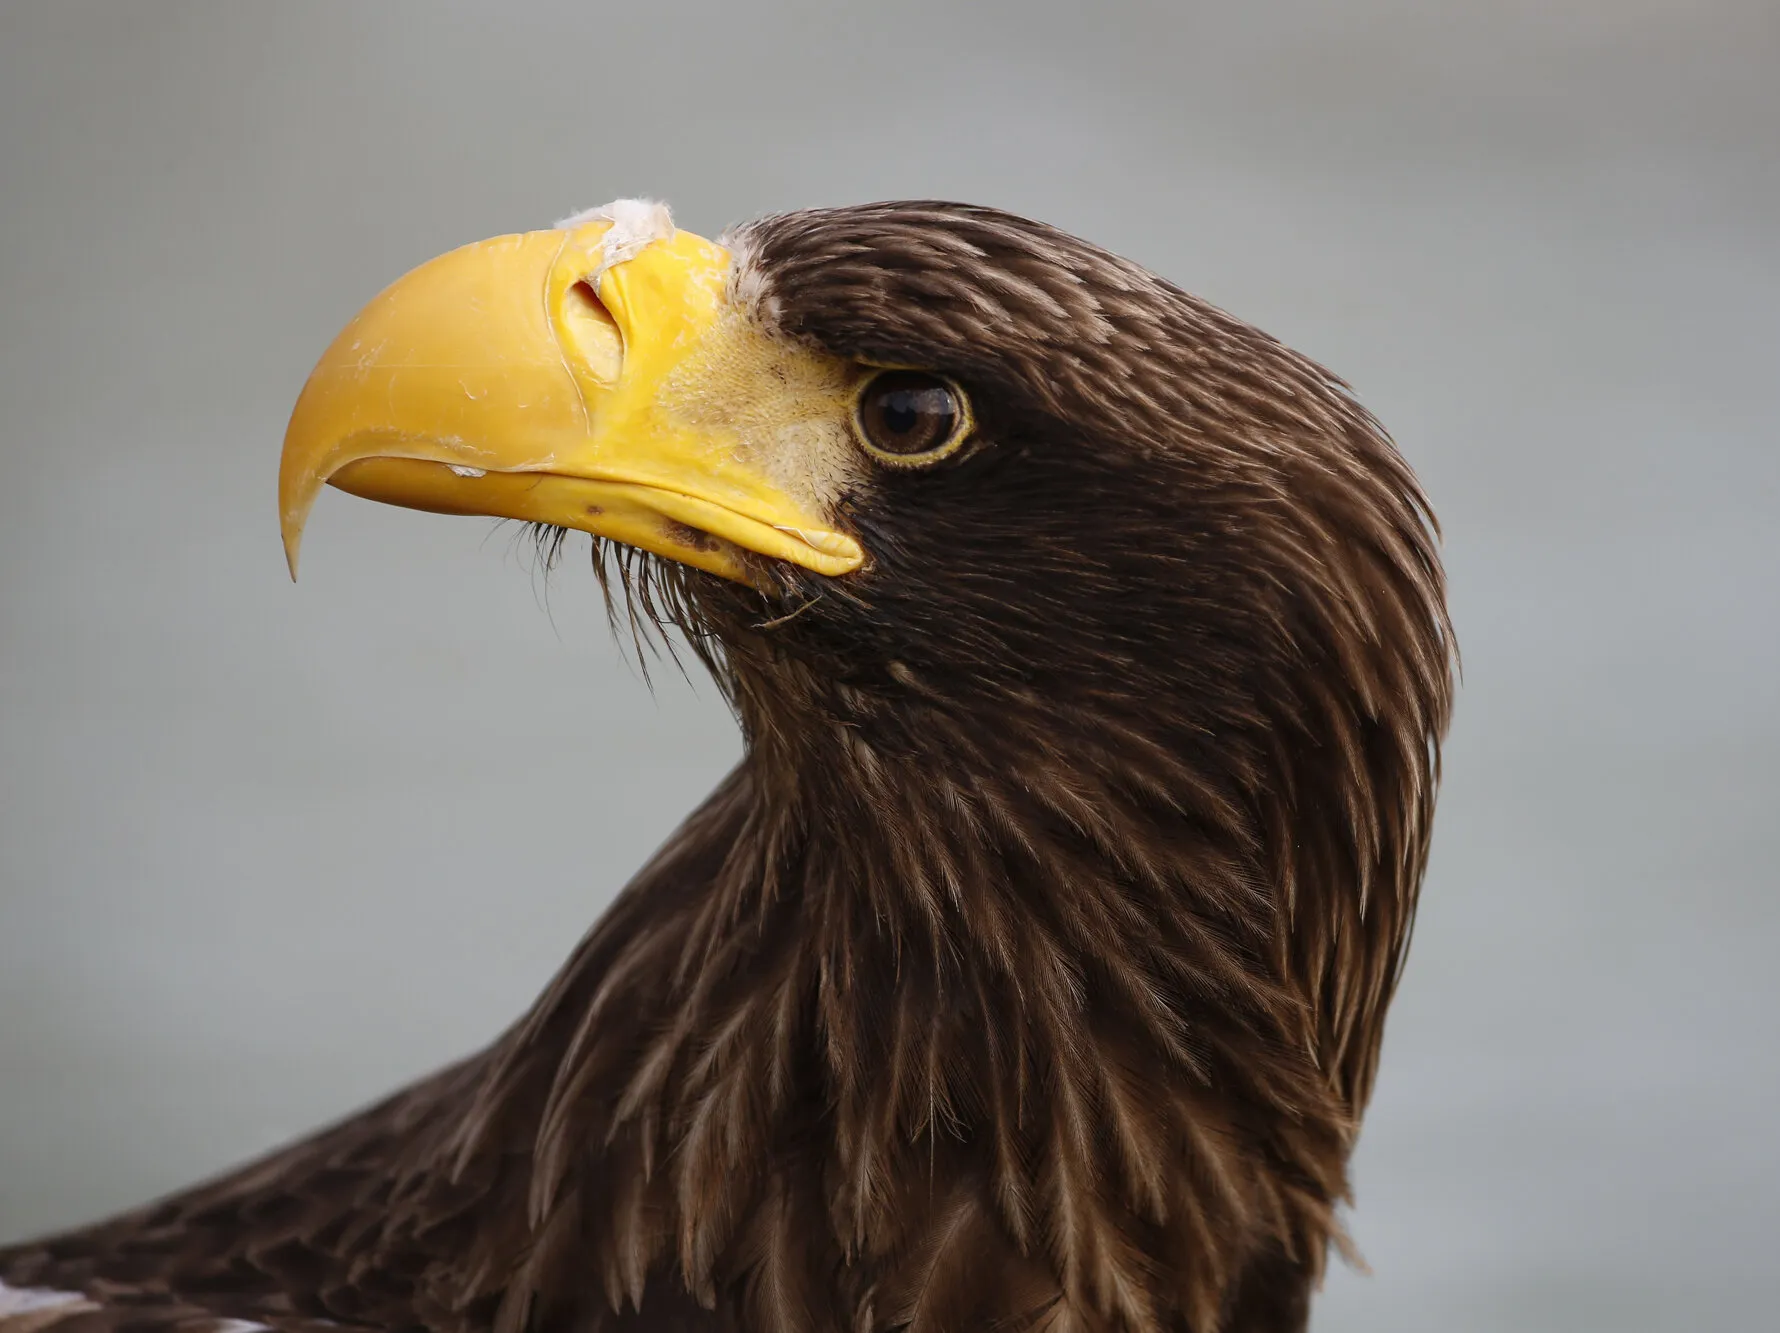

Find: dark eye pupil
882;391;922;435
860;372;962;459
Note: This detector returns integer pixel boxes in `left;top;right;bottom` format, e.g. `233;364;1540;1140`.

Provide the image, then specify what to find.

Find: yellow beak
279;219;864;584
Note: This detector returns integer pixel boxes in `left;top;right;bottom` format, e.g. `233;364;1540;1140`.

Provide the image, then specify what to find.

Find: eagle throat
433;625;1387;1331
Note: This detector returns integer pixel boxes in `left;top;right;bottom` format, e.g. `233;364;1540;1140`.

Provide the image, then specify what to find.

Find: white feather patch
720;228;780;327
0;1281;90;1317
0;1282;276;1332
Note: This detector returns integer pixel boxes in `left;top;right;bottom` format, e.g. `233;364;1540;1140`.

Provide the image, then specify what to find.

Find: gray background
1;2;1775;1329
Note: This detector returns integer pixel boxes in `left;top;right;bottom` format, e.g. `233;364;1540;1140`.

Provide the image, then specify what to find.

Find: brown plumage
0;202;1453;1333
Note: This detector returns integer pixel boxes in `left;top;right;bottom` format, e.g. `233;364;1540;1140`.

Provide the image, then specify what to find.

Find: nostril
566;279;615;325
560;279;623;383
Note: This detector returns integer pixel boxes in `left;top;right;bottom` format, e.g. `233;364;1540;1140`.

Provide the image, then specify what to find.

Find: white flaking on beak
553;197;678;286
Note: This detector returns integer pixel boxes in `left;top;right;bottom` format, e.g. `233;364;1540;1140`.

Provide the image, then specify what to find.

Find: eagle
0;199;1453;1333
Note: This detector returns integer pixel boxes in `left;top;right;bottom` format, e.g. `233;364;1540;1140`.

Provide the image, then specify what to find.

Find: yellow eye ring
852;370;973;467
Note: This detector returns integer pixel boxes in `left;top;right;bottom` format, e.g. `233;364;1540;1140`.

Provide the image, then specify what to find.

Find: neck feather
442;671;1397;1330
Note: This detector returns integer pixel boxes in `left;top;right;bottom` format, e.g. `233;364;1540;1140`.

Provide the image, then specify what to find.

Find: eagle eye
854;371;971;466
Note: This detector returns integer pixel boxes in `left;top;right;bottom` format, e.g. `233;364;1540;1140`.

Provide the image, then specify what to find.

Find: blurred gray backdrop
2;2;1775;1330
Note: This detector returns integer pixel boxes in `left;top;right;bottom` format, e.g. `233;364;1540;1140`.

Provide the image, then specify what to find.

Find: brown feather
2;201;1453;1333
